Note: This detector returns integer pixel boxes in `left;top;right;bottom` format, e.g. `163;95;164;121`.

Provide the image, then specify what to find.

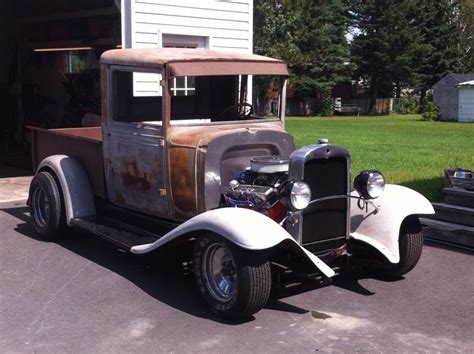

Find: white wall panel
123;0;252;52
135;0;249;13
122;0;253;96
134;23;249;40
135;3;250;22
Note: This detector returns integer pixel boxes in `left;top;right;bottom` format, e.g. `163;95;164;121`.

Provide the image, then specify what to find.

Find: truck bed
29;126;105;198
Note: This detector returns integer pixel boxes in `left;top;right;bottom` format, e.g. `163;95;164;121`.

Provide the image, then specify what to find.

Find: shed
433;73;474;121
457;80;474;123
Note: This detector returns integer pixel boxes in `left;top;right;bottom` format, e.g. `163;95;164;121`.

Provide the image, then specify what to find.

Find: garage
0;0;120;173
0;0;253;174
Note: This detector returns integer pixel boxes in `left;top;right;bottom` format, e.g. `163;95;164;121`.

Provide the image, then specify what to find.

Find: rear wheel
29;171;66;241
193;234;271;320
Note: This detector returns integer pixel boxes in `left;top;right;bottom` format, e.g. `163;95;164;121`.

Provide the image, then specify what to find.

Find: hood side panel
168;124;294;220
204;130;295;211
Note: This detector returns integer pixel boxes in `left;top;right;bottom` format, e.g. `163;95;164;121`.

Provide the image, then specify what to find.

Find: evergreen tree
349;0;428;109
350;0;469;107
458;0;474;71
416;0;467;100
254;0;352;102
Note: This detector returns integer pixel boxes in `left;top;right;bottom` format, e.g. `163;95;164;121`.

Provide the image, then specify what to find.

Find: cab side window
112;70;163;124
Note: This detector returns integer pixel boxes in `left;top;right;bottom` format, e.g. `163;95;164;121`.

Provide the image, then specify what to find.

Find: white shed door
458;88;474;122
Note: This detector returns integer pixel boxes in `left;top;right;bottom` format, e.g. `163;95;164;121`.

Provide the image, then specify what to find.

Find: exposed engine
223;156;290;222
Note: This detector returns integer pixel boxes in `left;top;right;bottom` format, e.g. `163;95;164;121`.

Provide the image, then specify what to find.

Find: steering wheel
220;103;254;120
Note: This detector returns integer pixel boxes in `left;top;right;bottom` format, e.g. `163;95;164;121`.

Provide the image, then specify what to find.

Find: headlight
354;170;385;199
280;181;312;210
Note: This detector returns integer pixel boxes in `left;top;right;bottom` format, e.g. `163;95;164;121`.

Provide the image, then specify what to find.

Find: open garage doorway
0;0;120;177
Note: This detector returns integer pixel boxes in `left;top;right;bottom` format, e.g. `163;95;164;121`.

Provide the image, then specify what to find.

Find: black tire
29;171;66;241
380;216;423;278
193;234;272;320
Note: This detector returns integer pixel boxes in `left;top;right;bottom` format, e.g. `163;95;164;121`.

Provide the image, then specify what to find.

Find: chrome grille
301;157;348;250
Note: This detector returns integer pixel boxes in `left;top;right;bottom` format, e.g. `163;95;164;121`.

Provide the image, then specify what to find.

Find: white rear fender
350;184;434;263
131;208;336;278
36;155;95;225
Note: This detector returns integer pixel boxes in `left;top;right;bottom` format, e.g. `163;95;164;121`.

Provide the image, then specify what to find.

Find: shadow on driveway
4;205;457;324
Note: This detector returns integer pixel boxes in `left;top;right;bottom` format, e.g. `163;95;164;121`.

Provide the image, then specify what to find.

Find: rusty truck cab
100;48;294;221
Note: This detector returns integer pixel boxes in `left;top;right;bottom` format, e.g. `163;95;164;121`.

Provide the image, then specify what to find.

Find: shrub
399;97;419;114
313;96;335;116
421;101;440;121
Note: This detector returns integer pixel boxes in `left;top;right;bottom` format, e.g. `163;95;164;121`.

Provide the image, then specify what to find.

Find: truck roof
101;48;288;77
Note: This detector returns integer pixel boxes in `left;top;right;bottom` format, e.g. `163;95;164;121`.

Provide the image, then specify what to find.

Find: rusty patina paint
169;147;196;218
55;127;103;141
28;125;105;198
119;160;155;192
115;192;125;205
101;48;289;77
168;122;286;147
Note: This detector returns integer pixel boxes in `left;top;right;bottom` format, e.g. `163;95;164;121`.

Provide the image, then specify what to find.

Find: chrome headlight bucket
280;180;312;210
354;170;385;199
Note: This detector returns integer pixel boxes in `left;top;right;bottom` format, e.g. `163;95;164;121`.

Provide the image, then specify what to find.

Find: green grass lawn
286;114;474;201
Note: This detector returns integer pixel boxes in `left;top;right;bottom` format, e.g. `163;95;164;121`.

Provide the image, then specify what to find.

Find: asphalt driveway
0;204;473;352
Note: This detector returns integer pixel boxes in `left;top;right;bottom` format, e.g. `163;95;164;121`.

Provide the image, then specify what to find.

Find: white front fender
131;208;335;278
350;184;434;263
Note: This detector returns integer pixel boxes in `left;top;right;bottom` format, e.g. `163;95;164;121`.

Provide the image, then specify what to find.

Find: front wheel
380;216;424;278
193;234;271;320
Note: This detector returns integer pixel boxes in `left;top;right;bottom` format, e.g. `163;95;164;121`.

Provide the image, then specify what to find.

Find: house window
64;50;98;74
163;43;197;96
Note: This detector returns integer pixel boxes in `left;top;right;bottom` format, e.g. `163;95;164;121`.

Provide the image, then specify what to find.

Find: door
458;87;474;123
103;66;170;218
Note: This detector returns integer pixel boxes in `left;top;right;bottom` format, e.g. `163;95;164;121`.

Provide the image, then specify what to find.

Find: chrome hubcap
202;243;238;302
31;186;50;228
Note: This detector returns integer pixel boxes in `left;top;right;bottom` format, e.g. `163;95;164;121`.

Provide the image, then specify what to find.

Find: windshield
169;75;284;125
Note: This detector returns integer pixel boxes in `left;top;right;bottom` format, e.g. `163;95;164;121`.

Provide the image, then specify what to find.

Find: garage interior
0;0;121;176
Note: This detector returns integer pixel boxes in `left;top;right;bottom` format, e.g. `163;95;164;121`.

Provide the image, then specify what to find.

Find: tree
416;0;467;101
254;0;352;107
350;0;469;109
458;0;474;71
349;0;429;110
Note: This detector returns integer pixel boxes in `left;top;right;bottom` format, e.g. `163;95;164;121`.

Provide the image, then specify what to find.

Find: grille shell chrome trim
286;144;351;248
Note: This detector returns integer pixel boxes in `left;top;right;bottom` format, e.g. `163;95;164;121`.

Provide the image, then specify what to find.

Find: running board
70;216;161;251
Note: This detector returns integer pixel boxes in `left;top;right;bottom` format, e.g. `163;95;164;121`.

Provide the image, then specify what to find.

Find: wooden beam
25;37;120;50
20;7;118;23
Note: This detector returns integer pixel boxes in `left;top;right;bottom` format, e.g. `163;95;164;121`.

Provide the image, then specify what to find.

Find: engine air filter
250;155;289;173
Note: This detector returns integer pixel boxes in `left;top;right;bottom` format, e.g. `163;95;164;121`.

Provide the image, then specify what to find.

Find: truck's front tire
193;234;271;320
29;171;66;241
380;216;423;278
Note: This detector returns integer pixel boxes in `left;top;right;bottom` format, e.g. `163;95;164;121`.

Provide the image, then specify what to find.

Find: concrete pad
0;176;33;204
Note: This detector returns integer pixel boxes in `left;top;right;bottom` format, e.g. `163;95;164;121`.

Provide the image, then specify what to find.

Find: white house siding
129;0;252;51
121;0;253;96
458;87;474;122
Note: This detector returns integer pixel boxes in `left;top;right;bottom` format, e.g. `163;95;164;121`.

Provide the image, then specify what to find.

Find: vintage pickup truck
28;48;434;319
